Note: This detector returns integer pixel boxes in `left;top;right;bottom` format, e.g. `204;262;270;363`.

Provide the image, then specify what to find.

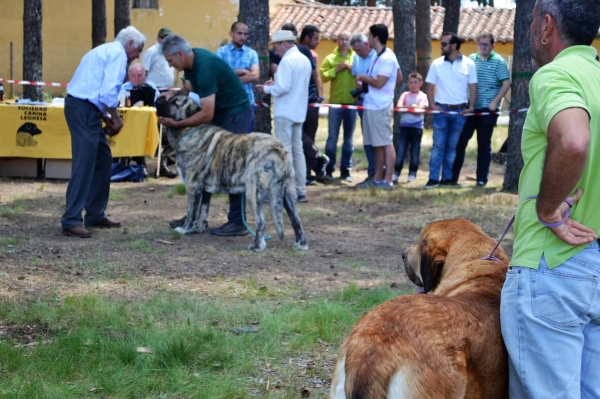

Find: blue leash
241;193;271;240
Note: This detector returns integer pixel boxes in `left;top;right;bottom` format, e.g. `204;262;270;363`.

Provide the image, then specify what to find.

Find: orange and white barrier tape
0;78;67;87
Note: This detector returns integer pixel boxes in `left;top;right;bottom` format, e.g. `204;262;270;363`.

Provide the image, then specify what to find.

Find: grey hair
115;26;146;47
128;63;146;73
535;0;600;45
161;34;193;56
350;32;368;47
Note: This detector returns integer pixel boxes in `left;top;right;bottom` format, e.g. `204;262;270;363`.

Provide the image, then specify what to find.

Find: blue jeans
326;107;357;175
501;242;600;399
428;108;467;182
357;99;375;177
394;126;423;176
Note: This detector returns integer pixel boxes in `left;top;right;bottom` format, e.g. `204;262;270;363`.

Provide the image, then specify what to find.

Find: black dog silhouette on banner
16;123;42;147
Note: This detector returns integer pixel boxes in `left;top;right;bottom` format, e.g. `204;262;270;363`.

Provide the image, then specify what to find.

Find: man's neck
478;52;490;61
373;41;385;54
231;41;243;49
185;52;195;69
338;47;349;56
446;51;460;61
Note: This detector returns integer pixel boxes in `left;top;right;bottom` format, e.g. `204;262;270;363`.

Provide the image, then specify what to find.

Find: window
133;0;158;9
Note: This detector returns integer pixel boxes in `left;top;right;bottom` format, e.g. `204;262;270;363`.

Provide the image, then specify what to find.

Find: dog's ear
419;240;445;294
185;100;201;117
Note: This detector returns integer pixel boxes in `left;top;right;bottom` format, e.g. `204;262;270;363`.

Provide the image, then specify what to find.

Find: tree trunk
23;0;43;101
442;0;460;34
393;0;416;143
92;0;106;48
114;0;130;38
238;0;271;134
416;0;432;128
367;0;377;6
502;0;535;192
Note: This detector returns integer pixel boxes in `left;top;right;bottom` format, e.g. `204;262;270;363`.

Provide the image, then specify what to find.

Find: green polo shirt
184;48;250;118
468;51;510;109
511;46;600;269
320;46;356;105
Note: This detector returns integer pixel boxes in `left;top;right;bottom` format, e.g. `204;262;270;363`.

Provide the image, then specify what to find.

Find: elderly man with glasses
423;32;477;189
452;32;511;187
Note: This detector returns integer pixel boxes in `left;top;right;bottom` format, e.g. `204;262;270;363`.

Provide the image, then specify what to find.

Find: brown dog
329;219;509;399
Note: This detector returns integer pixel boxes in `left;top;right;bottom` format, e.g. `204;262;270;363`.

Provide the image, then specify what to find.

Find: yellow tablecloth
0;103;159;159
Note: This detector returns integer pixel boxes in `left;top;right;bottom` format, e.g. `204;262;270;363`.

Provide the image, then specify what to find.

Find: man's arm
235;65;259;83
395;68;403;88
355;73;389;89
425;83;440;111
461;83;477;115
488;79;511;111
536;107;597;244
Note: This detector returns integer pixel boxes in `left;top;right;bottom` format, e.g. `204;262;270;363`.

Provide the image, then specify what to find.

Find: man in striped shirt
452;32;511;187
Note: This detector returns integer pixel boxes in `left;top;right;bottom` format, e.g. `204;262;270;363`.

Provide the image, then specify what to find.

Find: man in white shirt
257;30;312;202
61;26;145;238
424;32;477;189
355;24;401;189
141;27;174;90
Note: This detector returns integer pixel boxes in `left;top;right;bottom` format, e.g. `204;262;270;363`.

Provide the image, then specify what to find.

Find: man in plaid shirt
216;21;259;132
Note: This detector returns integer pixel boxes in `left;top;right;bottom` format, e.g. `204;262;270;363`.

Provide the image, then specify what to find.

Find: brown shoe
63;225;92;238
210;221;248;236
97;217;122;228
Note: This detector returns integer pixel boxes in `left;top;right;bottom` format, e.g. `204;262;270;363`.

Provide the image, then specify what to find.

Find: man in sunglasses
423;32;477;189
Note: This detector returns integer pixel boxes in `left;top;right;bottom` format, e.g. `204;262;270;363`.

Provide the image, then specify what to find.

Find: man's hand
335;62;349;73
158;90;177;102
105;115;123;133
158;117;179;128
488;100;499;112
256;80;274;94
460;107;474;116
430;104;442;112
538;188;598;245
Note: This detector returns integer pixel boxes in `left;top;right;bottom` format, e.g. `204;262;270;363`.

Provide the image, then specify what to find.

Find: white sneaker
392;172;399;183
407;174;416;183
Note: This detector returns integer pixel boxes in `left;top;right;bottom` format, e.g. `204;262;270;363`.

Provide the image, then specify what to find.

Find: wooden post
9;42;14;99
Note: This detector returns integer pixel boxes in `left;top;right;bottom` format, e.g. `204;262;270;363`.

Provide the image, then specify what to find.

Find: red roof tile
271;2;517;43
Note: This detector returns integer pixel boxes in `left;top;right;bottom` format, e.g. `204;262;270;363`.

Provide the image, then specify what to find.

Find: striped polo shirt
468;51;510;110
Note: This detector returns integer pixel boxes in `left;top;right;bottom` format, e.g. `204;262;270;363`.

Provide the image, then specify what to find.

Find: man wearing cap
257;30;312;202
159;34;252;237
216;21;259;132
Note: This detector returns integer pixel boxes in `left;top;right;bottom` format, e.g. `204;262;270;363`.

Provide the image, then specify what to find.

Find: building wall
0;0;239;97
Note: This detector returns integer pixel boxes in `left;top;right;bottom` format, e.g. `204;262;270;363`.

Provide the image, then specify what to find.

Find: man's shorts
362;106;393;147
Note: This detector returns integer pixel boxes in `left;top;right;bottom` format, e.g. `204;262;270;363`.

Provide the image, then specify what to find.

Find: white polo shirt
426;54;477;105
363;48;399;110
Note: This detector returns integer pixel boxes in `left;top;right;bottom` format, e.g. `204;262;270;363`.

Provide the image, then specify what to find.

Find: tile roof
271;1;517;43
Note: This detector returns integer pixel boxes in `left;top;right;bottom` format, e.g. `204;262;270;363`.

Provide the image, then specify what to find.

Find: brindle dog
155;95;308;252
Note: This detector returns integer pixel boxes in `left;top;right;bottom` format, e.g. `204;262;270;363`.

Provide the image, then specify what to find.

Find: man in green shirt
158;34;252;237
320;32;357;182
500;1;600;397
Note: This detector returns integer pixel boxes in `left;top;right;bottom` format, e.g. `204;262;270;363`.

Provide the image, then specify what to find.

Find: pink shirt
398;90;428;128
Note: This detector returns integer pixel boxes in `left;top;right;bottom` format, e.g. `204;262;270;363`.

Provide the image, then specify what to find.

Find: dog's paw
248;239;267;252
294;241;309;251
174;227;188;235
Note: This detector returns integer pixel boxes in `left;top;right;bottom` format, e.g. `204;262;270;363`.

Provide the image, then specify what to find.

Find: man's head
115;26;146;63
368;24;388;49
270;30;297;58
230;21;249;48
350;32;371;58
530;0;600;68
300;25;320;50
161;34;193;71
407;72;423;94
128;64;147;87
157;27;171;44
281;22;298;37
476;32;495;58
336;31;351;52
441;32;461;57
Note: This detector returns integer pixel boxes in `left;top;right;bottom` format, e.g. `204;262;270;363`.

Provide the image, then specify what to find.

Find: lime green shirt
320;46;356;105
511;46;600;269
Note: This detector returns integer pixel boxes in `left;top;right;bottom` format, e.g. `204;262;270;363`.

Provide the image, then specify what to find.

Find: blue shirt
67;41;128;113
216;42;259;104
351;49;377;101
118;80;159;104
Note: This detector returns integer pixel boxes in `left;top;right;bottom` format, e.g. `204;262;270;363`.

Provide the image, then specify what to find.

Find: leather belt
435;103;467;110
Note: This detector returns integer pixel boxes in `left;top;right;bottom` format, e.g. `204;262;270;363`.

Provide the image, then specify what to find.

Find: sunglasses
441;42;451;47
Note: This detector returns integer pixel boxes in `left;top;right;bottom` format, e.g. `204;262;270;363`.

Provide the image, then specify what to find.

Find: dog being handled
329;219;509;399
155;95;308;252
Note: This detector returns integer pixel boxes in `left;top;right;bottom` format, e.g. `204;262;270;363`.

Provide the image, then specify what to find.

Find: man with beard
216;21;259;132
500;1;600;398
423;32;477;189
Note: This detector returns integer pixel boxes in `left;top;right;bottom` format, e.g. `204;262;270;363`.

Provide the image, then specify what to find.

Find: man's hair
128;63;146;74
115;26;146;47
231;21;247;32
369;24;389;44
477;31;495;45
161;34;192;56
442;32;462;51
408;72;423;82
535;0;600;45
281;22;298;37
350;32;368;47
300;25;320;42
